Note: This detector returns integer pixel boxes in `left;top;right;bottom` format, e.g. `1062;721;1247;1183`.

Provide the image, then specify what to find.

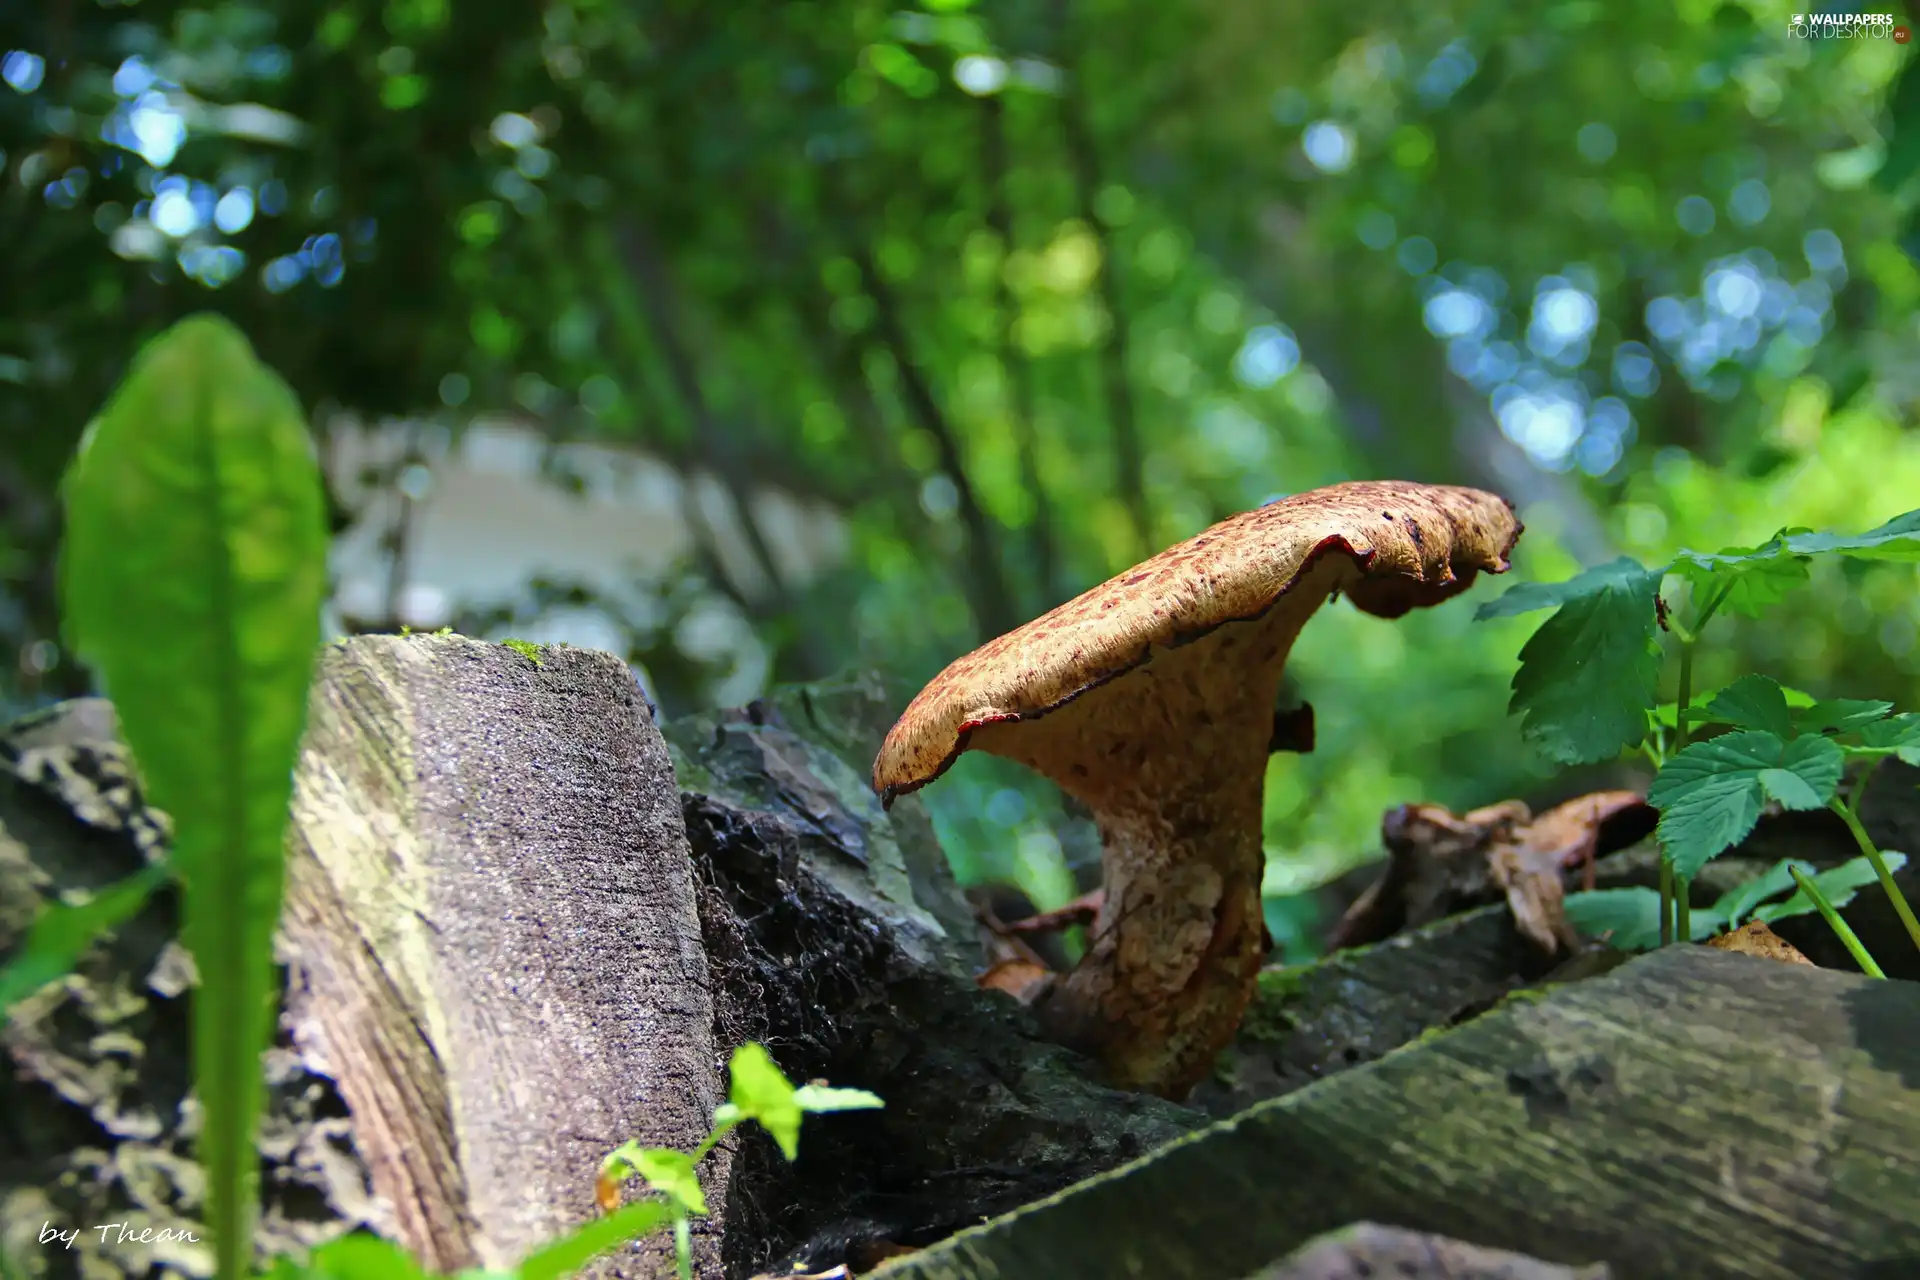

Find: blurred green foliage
5;0;1920;905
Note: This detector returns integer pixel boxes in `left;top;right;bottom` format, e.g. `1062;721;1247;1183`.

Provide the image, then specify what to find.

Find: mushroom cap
873;480;1520;802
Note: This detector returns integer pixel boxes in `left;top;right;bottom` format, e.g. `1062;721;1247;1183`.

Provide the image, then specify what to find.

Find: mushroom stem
972;614;1299;1098
1031;774;1269;1097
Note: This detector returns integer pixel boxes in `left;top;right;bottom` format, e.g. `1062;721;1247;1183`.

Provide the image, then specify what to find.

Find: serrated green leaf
1700;674;1793;738
1757;767;1823;810
725;1041;803;1159
1786;508;1920;561
1655;682;1815;731
1506;564;1662;764
1755;852;1909;924
516;1201;675;1280
1671;534;1810;618
1797;698;1895;735
1564;887;1725;951
0;862;171;1020
1712;858;1813;926
792;1084;885;1114
1473;556;1654;621
1859;713;1920;764
60;315;328;1280
1648;732;1845;877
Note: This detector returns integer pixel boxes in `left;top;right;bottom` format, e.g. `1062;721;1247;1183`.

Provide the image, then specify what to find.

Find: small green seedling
1479;509;1920;963
264;1043;882;1280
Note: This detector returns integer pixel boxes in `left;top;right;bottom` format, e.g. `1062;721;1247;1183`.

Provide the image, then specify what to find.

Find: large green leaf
1647;731;1845;878
60;315;328;1280
1859;713;1920;765
1501;562;1663;764
1670;534;1810;619
0;862;172;1020
1698;674;1793;739
1473;556;1654;620
1754;853;1909;924
1563;887;1725;951
1786;509;1920;560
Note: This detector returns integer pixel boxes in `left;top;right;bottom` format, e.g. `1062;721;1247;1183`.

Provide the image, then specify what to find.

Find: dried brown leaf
1706;919;1815;967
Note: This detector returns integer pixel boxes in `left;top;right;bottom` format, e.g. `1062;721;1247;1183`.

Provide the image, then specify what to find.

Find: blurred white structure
322;417;849;707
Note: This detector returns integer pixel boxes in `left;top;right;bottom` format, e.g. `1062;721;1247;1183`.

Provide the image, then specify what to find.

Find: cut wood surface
279;636;724;1277
876;946;1920;1280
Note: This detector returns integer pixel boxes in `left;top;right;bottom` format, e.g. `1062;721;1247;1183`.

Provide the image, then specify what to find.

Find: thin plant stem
1658;859;1674;947
1830;793;1920;953
1789;864;1887;978
674;1213;693;1280
1652;578;1731;947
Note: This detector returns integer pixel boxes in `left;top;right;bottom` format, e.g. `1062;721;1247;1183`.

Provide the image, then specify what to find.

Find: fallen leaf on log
1487;838;1581;954
1334;791;1654;953
1706;919;1814;967
976;957;1054;1001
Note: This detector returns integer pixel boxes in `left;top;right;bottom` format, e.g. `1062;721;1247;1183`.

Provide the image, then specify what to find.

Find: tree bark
278;636;725;1277
882;944;1920;1280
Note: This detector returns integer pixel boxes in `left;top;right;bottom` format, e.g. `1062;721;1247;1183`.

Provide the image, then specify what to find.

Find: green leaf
1756;767;1823;810
1473;555;1653;620
1671;534;1810;618
1564;887;1725;951
629;1147;706;1215
263;1234;426;1280
1785;508;1920;560
1504;564;1663;764
0;862;171;1019
516;1201;675;1280
1712;858;1812;927
1755;852;1909;924
1648;732;1846;877
60;314;329;1280
1797;698;1895;735
1859;713;1920;765
792;1084;885;1114
1699;674;1792;738
724;1041;803;1159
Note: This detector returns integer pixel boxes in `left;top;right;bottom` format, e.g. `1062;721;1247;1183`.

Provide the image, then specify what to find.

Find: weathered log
875;945;1920;1280
10;642;1920;1280
1245;1223;1610;1280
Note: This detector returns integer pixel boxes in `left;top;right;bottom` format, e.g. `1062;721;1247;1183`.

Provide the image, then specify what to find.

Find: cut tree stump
279;635;725;1277
874;945;1920;1280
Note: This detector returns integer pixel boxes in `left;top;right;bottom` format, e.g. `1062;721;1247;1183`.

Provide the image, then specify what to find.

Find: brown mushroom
871;480;1523;1097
